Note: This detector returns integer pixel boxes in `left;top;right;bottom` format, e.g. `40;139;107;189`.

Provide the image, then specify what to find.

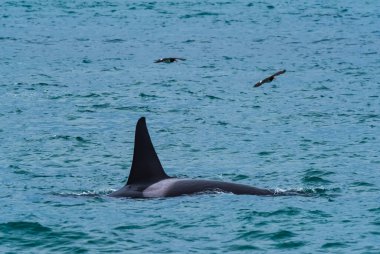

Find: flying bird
254;69;286;87
154;57;186;63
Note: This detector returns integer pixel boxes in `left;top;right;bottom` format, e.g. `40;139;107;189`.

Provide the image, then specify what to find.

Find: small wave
52;187;334;199
49;135;91;144
275;241;306;249
51;189;115;198
0;221;91;252
92;103;111;109
0;221;51;233
139;93;160;99
205;95;222;100
322;242;348;249
228;244;261;251
302;175;332;184
0;36;18;41
273;187;330;196
180;12;220;19
103;38;125;43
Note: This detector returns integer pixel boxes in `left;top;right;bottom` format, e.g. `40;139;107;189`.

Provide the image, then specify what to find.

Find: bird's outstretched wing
254;69;286;87
154;57;186;63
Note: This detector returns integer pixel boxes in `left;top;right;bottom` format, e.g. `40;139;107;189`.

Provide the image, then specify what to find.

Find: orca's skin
109;117;276;198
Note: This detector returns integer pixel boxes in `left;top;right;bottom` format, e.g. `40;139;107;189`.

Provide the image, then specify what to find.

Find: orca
109;117;277;198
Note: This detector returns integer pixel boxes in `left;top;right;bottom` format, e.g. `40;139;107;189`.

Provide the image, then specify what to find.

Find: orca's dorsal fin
126;117;170;185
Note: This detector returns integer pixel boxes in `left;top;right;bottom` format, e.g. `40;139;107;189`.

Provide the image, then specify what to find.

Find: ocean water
1;0;380;253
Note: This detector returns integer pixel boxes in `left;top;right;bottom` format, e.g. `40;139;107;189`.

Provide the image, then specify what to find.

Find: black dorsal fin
126;117;170;185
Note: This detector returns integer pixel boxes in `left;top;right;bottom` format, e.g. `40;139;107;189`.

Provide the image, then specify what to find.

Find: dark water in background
1;1;380;253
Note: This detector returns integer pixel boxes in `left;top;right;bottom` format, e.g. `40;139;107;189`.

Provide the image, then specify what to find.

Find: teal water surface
1;1;380;253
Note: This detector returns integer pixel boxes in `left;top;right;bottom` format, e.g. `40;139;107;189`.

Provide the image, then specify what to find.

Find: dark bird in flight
154;57;186;63
254;70;286;87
